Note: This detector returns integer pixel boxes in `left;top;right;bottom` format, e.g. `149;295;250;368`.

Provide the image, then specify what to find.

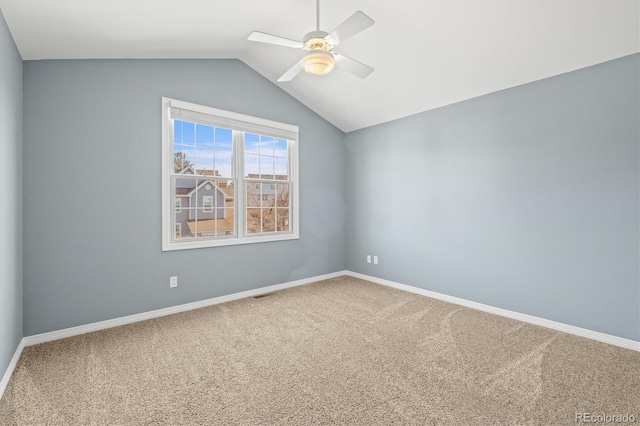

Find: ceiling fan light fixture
301;50;335;76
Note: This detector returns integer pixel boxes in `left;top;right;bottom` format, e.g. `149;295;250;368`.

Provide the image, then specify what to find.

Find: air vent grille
252;293;275;299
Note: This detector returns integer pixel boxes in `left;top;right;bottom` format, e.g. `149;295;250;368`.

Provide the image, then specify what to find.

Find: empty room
1;0;639;424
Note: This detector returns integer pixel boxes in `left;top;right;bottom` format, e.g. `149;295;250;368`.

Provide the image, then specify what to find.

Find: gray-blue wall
345;54;640;341
17;53;640;342
0;9;23;379
23;59;346;336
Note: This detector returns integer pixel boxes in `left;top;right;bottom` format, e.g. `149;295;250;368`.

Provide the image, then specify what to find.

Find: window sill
162;233;299;252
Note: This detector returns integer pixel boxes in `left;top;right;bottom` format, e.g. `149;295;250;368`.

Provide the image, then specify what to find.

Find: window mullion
235;130;245;239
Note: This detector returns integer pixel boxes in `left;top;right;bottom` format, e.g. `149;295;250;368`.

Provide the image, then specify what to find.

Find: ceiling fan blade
277;60;303;82
334;53;374;79
248;31;304;49
325;11;374;47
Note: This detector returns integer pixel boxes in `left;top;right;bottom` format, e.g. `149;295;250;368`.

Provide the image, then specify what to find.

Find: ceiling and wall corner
0;0;638;132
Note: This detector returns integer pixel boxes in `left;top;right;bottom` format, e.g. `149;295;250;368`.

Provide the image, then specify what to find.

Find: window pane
175;177;197;196
276;208;290;232
275;139;287;158
175;223;184;239
196;124;214;144
218;207;235;236
216;128;232;148
247;208;261;234
214;127;233;178
191;217;216;237
245;154;260;177
274;157;288;179
260;135;274;157
246;182;261;207
181;121;195;145
260;156;274;179
174;147;195;173
276;183;290;207
174;120;183;144
174;177;196;240
262;208;275;232
245;133;260;154
215;151;233;178
195;143;214;174
261;183;275;208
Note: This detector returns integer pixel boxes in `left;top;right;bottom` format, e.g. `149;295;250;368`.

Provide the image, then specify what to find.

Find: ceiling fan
248;0;375;82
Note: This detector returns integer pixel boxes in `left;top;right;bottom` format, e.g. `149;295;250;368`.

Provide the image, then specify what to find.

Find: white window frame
175;197;181;213
162;97;299;251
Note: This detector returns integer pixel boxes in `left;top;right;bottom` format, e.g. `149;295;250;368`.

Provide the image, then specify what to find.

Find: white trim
169;98;299;137
290;138;300;238
162;97;299;251
0;339;25;401
22;271;347;346
161;97;173;251
346;271;640;352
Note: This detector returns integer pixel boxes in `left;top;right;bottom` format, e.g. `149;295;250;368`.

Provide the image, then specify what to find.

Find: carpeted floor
1;276;639;425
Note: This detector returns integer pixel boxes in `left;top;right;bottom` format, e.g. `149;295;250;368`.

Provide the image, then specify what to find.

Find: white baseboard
7;267;637;398
23;270;347;347
0;338;25;401
346;271;640;352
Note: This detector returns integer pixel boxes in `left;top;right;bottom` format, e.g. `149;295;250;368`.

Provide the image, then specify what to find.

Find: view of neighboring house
245;174;290;234
174;166;234;238
173;168;291;239
246;173;287;206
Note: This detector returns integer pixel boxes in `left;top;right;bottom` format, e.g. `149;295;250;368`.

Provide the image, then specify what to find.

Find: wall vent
252;293;275;299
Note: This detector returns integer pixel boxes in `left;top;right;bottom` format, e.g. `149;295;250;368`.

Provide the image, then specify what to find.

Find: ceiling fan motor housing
303;31;334;51
301;30;335;76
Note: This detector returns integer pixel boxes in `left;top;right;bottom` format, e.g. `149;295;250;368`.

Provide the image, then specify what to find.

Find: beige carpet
1;276;639;425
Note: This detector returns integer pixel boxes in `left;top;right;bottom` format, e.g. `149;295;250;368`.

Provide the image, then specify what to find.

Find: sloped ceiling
1;0;638;132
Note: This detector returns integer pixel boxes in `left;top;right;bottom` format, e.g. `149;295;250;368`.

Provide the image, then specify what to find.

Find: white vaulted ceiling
1;0;638;132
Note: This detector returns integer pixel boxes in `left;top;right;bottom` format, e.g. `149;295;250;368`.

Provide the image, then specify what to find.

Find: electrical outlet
366;255;371;264
373;256;378;265
169;276;178;288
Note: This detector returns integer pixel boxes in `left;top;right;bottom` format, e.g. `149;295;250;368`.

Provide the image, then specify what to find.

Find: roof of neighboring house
196;169;219;176
220;185;234;198
248;174;288;180
186;218;234;235
176;177;235;199
177;166;196;174
176;166;222;177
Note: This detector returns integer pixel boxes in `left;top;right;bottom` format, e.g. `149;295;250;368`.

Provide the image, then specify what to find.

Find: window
202;196;214;213
162;97;299;251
